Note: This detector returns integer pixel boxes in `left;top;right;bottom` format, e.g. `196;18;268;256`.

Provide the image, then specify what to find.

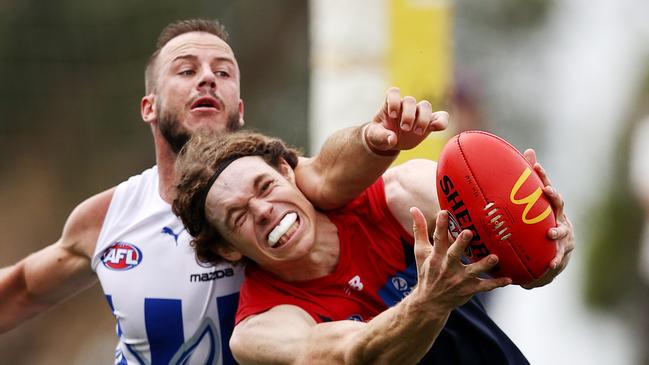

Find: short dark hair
172;131;300;266
144;19;230;93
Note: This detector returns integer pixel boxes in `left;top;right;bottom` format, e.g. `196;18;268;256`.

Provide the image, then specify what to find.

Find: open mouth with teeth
267;212;299;248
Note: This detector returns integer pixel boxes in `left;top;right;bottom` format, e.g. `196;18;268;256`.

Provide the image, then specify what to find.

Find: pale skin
0;29;449;333
204;152;575;365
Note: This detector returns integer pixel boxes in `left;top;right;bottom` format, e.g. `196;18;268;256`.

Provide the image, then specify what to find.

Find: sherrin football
436;131;556;285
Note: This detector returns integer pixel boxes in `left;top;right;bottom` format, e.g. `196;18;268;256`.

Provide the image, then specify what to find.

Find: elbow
0;264;50;333
228;330;247;364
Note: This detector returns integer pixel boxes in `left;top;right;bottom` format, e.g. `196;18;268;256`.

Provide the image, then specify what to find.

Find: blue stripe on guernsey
377;238;418;306
145;298;184;365
217;292;240;365
105;295;123;337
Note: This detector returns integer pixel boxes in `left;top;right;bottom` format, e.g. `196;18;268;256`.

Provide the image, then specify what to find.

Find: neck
269;212;340;282
153;127;178;204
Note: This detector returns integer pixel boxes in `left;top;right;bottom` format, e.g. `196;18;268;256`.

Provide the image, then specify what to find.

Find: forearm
232;297;450;365
341;289;449;364
297;125;397;210
0;245;96;333
0;262;50;332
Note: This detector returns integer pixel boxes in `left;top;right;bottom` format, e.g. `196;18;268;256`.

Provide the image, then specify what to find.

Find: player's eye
215;70;230;78
179;69;195;76
234;212;247;228
260;180;273;194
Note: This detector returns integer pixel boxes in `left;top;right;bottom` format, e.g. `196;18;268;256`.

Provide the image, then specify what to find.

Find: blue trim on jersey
116;355;128;365
105;295;123;337
125;343;148;365
145;298;185;365
217;292;240;365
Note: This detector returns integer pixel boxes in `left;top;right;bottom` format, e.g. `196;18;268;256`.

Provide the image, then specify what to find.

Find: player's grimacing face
152;32;244;151
204;156;317;268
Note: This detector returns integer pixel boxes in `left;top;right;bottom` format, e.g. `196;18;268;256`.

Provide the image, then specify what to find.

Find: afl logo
101;242;143;271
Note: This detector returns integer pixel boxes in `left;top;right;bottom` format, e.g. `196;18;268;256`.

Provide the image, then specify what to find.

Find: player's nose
197;65;216;90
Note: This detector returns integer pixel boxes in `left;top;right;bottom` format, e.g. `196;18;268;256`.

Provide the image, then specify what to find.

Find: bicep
21;239;97;306
21;187;114;305
384;159;440;236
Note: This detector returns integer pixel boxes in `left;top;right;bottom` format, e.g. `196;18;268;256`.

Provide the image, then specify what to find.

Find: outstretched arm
229;210;510;365
0;188;112;332
296;87;448;210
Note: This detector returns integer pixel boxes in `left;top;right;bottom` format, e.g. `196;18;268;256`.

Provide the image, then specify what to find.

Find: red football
436;131;556;285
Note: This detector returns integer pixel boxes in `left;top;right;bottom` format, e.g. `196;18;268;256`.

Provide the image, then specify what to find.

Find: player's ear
236;99;245;128
216;244;243;262
141;94;156;123
278;158;295;184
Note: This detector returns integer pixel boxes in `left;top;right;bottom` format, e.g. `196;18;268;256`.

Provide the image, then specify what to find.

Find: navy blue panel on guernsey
217;292;239;365
145;298;185;365
377;238;418;306
418;297;529;364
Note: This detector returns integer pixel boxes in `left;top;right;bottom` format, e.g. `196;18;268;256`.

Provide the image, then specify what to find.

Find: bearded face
149;32;245;154
157;96;243;154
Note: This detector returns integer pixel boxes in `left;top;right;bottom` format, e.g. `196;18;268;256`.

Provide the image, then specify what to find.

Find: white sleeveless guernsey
91;166;244;365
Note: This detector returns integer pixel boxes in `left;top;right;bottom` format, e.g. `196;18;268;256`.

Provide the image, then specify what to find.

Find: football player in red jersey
173;130;575;365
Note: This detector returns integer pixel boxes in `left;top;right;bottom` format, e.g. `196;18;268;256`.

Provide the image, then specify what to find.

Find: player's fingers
550;239;566;270
465;254;499;277
413;100;433;135
429;111;449;132
400;96;417;132
548;223;570;241
523;148;537;166
446;229;473;264
477;277;512;292
385;87;401;120
411;207;434;265
534;162;554;187
431;210;451;255
365;123;397;151
542;185;564;218
411;207;431;246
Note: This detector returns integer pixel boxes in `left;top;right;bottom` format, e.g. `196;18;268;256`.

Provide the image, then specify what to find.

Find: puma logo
162;226;185;246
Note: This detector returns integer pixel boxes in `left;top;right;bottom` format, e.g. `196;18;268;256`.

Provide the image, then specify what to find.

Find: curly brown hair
172;131;300;266
145;19;230;93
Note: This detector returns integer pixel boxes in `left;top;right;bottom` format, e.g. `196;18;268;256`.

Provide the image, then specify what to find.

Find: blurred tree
584;62;649;311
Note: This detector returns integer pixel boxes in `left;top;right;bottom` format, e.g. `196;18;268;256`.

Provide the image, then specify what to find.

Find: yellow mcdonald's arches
510;167;552;224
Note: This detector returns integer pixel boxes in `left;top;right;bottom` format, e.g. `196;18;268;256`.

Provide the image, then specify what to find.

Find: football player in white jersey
0;19;449;365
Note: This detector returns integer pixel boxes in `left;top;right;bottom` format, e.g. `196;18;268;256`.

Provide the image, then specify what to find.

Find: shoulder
60;187;116;258
383;159;437;197
383;159;439;234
